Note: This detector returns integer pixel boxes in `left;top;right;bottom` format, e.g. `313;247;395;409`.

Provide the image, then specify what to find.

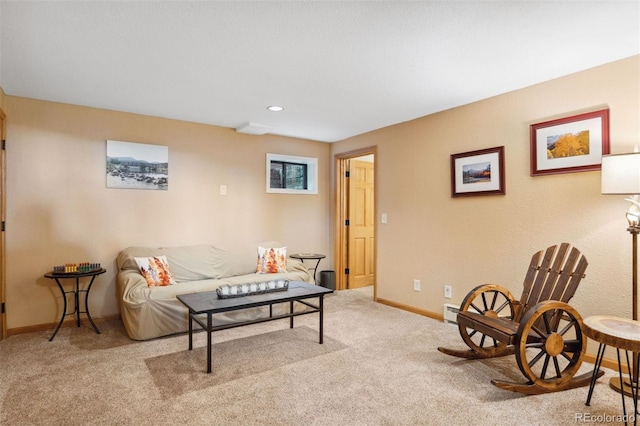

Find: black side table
44;268;106;341
289;253;326;283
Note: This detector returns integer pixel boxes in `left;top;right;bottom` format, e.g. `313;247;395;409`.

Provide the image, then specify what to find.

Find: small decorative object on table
216;280;289;299
52;263;102;274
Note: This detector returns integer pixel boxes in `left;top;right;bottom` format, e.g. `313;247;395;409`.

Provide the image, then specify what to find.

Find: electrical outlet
444;285;452;299
413;279;421;292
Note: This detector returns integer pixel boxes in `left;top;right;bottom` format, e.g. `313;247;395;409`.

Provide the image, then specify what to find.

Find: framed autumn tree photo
530;109;609;176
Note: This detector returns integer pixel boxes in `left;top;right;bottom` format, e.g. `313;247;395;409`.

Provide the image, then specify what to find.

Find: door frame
0;108;5;340
334;146;377;297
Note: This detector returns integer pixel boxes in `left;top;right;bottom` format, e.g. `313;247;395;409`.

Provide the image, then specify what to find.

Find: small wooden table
44;268;106;341
584;315;640;425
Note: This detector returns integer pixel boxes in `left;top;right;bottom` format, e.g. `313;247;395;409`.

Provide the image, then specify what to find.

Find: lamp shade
601;152;640;194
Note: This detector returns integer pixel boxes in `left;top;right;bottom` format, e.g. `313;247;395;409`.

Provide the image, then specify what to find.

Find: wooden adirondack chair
438;243;603;395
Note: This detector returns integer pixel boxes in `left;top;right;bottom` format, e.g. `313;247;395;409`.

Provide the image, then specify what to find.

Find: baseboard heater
443;303;479;324
443;303;460;324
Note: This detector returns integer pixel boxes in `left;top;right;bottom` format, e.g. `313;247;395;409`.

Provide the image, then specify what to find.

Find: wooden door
0;109;5;339
347;160;375;288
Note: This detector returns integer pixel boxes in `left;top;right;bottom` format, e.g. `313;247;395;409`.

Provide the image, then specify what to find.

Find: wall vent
443;303;460;324
443;303;479;324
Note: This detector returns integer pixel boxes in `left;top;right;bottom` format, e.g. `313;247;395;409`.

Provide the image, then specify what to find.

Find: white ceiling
1;1;638;143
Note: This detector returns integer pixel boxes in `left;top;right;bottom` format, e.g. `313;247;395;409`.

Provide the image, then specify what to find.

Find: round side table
44;268;106;341
584;315;640;425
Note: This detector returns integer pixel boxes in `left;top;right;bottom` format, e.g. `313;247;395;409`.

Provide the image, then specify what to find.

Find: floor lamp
601;151;640;396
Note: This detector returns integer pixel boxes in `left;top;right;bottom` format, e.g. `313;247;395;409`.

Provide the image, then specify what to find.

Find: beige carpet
0;287;633;425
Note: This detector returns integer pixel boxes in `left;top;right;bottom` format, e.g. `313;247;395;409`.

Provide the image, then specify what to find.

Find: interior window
270;161;308;190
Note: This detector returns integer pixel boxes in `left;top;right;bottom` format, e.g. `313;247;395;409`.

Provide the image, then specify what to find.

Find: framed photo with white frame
530;109;609;176
451;146;505;198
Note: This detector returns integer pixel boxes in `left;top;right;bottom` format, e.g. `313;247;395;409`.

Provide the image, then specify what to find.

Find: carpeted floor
0;287;633;425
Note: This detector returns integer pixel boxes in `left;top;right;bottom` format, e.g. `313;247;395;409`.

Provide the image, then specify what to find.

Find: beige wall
5;98;332;330
333;55;640;323
4;55;639;333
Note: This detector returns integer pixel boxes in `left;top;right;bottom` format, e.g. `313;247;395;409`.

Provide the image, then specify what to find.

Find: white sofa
116;243;314;340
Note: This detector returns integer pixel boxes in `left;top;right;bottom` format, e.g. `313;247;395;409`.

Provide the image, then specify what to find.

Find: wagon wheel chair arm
438;284;518;358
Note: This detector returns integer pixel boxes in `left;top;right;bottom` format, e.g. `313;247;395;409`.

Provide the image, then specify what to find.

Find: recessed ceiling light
267;105;284;112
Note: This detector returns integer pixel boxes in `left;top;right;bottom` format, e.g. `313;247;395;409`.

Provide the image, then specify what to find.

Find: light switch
381;213;387;224
219;185;227;195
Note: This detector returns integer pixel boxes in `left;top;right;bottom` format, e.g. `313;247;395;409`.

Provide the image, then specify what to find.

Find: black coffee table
177;280;333;373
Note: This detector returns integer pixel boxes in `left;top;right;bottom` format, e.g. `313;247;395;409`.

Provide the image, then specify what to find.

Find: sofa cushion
257;246;287;273
220;241;285;277
119;245;232;282
158;245;232;282
134;255;176;287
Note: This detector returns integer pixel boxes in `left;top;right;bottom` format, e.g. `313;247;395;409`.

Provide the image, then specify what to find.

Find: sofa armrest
116;269;150;303
286;258;315;283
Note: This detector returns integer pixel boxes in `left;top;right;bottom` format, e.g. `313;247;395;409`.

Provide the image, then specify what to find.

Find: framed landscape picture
530;109;609;176
106;140;169;190
451;146;505;197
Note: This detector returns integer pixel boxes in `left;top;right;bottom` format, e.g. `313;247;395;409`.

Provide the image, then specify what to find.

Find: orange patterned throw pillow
134;255;176;287
256;246;287;274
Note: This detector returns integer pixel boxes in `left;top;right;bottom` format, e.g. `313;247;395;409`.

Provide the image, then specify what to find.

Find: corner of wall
0;86;6;112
